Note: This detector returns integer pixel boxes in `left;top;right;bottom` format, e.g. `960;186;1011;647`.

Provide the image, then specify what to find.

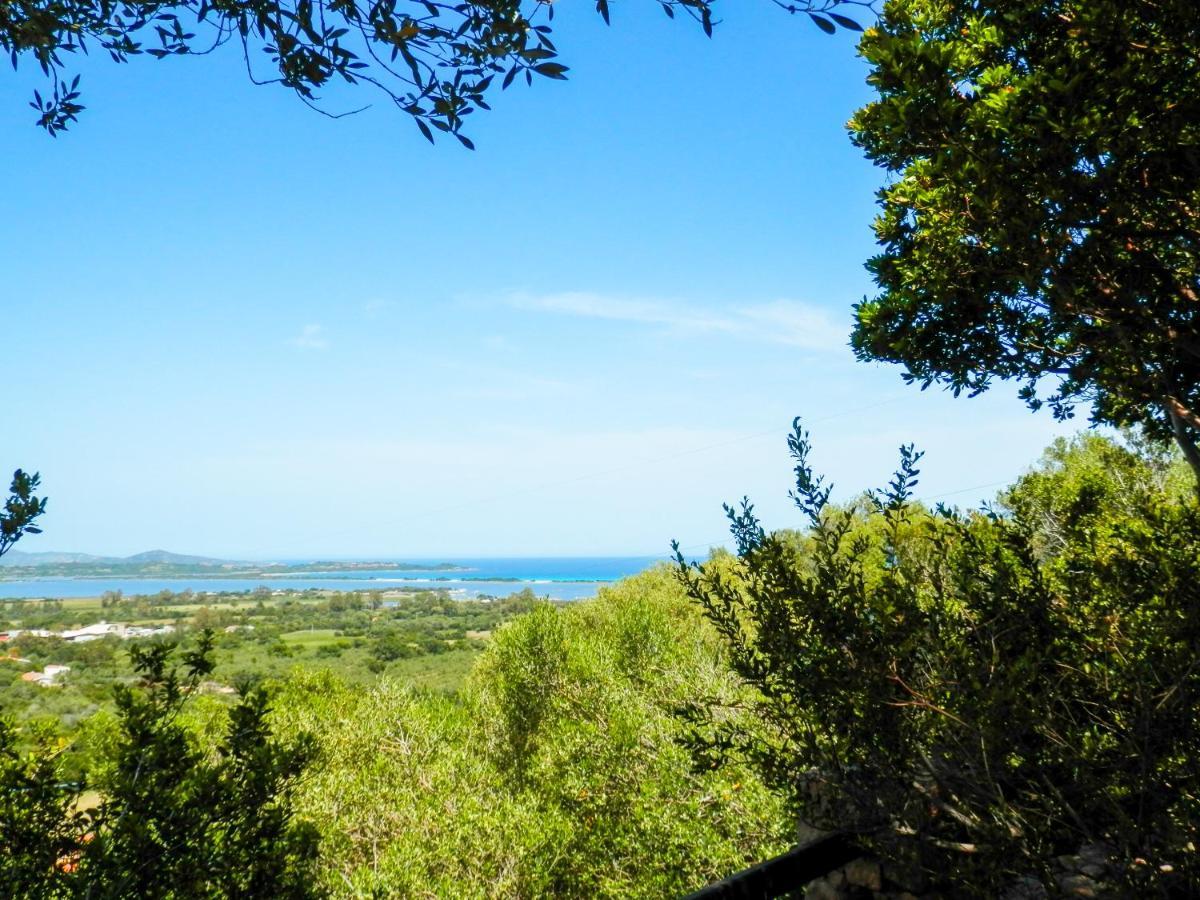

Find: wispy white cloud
362;299;391;319
288;324;328;350
734;300;850;350
510;292;848;351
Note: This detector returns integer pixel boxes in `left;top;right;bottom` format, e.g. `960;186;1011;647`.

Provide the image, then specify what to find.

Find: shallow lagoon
0;556;662;601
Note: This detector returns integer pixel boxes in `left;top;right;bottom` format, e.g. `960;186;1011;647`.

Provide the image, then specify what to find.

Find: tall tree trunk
1167;403;1200;493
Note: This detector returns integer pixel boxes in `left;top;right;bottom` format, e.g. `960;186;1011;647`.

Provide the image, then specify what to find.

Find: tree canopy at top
1;0;869;138
849;0;1200;479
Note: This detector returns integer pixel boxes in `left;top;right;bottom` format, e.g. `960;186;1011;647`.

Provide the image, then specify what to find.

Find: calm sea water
0;556;664;601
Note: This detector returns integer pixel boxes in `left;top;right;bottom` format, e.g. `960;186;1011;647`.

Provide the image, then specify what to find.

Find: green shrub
0;633;322;899
677;423;1200;894
0;719;88;900
272;568;790;898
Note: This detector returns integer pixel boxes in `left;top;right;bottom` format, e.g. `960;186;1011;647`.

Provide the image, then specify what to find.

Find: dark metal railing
683;833;862;900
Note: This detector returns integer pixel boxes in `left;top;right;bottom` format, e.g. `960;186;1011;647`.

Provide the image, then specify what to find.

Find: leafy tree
0;720;90;899
370;630;417;661
0;633;322;898
848;0;1200;483
3;0;868;138
676;421;1200;894
1;469;47;559
997;431;1194;565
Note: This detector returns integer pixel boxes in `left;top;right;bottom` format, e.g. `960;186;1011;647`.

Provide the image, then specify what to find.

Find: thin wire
918;479;1010;503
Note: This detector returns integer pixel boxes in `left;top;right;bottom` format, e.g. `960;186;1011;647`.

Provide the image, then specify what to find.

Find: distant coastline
0;556;662;602
0;566;472;581
0;574;610;585
0;551;472;581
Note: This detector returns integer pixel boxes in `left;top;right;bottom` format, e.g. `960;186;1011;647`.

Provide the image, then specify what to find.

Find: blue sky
3;2;1079;559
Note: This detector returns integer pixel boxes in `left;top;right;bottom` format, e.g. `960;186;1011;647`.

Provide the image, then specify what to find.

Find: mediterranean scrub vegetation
268;570;791;896
3;431;1198;896
678;427;1200;894
2;561;792;896
2;630;321;898
5;0;1200;895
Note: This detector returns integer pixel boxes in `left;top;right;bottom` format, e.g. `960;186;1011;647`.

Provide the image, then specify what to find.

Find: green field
280;628;342;646
0;586;544;753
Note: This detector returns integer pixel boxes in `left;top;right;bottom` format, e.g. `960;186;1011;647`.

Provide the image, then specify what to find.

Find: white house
124;624;176;638
21;664;71;687
62;622;127;642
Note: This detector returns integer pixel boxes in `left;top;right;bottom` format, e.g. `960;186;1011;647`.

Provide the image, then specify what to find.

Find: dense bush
0;719;89;899
271;567;791;898
8;434;1197;897
0;634;322;899
677;424;1200;894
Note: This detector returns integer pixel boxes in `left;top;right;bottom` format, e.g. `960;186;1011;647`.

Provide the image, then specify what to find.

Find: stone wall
803;844;1116;899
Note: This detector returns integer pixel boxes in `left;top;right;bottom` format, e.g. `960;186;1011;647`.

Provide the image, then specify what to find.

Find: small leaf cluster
3;0;870;139
0;469;47;559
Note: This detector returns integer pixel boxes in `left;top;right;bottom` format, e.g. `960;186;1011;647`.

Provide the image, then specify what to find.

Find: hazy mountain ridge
0;549;241;568
0;551;473;578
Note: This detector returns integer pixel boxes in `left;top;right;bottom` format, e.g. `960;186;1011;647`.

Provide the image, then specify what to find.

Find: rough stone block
804;878;844;900
844;858;883;892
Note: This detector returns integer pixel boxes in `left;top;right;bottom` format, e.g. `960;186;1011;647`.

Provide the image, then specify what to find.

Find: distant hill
0;551;107;567
122;549;235;566
0;549;241;568
0;551;468;576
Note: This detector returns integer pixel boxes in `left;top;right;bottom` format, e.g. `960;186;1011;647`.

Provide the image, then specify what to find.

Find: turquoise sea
0;556;664;601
